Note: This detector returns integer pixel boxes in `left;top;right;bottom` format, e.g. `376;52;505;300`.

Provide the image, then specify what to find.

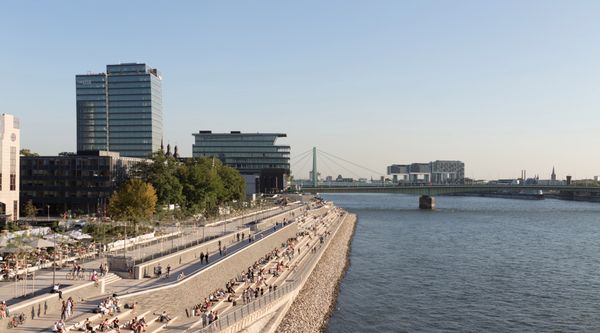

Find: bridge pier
419;195;435;210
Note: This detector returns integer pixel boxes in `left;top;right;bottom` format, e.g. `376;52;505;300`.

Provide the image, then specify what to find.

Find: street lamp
49;205;56;288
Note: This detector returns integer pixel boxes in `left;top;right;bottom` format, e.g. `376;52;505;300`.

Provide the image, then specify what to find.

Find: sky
1;1;600;180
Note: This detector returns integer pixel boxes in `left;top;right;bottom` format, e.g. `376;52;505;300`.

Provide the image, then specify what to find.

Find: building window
10;147;16;191
13;200;17;220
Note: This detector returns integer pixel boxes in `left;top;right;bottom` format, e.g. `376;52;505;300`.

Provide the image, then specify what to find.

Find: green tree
176;157;246;216
177;158;223;215
217;165;245;202
108;179;157;232
24;200;37;219
133;152;184;207
20;148;39;157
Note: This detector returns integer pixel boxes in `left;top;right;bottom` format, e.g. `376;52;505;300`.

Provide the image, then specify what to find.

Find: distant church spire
551;166;556;181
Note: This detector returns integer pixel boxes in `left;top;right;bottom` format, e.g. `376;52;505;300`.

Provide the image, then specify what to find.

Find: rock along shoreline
275;212;358;333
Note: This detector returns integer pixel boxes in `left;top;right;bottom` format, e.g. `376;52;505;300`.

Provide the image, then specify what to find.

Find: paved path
0;257;103;306
13;204;313;333
0;204;301;307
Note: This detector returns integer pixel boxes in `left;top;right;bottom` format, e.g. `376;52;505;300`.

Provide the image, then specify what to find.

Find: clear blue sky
1;1;599;180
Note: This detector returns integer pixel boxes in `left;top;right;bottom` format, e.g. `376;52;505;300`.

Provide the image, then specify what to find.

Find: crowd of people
60;297;75;321
52;319;67;332
188;242;300;328
95;295;121;316
123;315;147;333
47;198;336;333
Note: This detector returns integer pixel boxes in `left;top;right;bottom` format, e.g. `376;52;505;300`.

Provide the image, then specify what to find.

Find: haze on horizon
1;1;599;181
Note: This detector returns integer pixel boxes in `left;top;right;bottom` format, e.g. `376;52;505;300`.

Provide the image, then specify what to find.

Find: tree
217;165;245;202
20;148;39;157
133;152;184;207
108;179;157;232
177;158;246;215
132;151;246;219
24;200;37;219
177;158;222;215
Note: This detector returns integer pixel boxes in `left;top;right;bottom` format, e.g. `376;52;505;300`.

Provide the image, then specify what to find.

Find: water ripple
325;195;600;333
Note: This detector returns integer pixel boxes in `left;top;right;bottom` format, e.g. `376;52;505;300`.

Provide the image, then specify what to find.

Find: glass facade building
76;63;163;158
192;131;290;194
20;151;142;216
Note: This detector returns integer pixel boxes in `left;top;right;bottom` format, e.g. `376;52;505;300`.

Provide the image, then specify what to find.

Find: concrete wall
254;206;307;232
120;222;298;315
132;227;251;279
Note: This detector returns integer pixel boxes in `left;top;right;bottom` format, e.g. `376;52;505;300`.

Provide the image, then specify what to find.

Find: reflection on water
325;193;600;333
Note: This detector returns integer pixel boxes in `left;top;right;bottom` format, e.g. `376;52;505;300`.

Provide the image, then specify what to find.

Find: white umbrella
44;234;73;243
68;230;93;240
2;243;34;253
28;238;56;248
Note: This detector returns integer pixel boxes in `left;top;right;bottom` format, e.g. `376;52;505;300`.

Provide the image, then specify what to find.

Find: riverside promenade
0;203;300;307
274;211;357;333
178;204;357;333
3;200;313;333
2;198;355;333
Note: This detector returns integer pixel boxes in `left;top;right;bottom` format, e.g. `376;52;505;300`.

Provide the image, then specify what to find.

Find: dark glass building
192;131;290;194
20;151;141;216
76;63;163;158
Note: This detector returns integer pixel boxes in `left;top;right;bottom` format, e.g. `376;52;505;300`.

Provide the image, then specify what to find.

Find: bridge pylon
419;195;435;210
312;147;317;187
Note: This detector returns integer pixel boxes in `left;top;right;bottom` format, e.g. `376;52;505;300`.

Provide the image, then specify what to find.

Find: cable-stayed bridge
290;147;600;209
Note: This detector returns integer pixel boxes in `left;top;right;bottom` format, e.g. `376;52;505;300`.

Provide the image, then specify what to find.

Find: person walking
60;300;67;321
166;265;171;278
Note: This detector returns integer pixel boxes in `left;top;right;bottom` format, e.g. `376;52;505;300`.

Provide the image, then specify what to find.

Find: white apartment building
0;114;20;222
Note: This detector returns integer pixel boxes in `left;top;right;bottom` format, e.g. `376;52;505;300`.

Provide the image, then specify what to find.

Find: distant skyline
2;1;600;180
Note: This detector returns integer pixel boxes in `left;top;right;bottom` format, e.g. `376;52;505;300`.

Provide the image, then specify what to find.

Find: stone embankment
275;213;357;333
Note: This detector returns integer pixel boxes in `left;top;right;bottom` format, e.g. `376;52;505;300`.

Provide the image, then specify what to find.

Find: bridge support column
419;195;435;210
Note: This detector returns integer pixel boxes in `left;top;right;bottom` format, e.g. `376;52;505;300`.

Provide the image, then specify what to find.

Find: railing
195;277;301;333
108;204;302;265
192;212;345;333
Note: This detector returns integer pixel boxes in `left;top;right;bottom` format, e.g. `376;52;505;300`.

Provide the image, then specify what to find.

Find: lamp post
49;205;56;288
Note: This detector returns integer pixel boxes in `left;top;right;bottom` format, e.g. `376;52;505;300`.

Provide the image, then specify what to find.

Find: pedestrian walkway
11;205;316;333
0;257;105;306
0;204;302;308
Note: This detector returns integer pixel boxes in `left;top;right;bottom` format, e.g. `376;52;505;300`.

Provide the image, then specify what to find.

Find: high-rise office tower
76;63;163;158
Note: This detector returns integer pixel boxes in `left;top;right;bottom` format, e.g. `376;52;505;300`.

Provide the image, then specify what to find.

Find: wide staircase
166;206;343;332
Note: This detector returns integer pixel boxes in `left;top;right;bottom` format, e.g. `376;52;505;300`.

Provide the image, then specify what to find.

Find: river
324;193;600;333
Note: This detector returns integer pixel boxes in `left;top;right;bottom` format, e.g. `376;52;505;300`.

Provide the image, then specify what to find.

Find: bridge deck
299;184;600;195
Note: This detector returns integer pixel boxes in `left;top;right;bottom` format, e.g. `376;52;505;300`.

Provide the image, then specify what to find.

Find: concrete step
103;273;122;285
68;308;132;331
105;310;151;333
117;312;176;333
147;315;178;333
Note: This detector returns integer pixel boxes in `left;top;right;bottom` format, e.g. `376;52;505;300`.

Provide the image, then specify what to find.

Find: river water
324;193;600;333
